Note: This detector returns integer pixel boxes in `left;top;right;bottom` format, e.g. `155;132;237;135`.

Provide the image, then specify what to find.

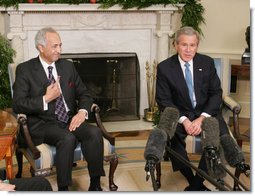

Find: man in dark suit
12;27;105;191
156;26;229;191
0;168;52;191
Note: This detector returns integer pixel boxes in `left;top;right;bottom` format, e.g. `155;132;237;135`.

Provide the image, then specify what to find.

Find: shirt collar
39;55;56;70
178;56;193;67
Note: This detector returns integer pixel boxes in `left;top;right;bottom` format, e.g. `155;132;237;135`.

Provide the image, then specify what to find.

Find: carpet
8;132;251;191
10;148;250;192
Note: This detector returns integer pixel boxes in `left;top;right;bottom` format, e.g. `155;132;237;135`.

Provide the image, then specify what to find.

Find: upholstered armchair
15;105;118;191
8;63;118;191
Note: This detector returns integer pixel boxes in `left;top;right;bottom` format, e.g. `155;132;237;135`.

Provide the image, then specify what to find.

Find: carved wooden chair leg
72;162;77;167
233;163;250;191
156;162;161;189
15;148;23;178
30;166;35;177
109;154;118;191
104;154;118;191
236;139;243;149
233;169;242;191
163;150;170;161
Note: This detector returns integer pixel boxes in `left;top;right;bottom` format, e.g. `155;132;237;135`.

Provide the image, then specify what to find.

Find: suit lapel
55;61;68;100
193;56;203;105
55;61;64;86
172;56;192;107
34;57;49;87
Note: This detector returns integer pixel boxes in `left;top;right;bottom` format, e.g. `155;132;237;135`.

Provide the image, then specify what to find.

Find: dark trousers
10;177;53;191
35;120;105;188
0;169;52;191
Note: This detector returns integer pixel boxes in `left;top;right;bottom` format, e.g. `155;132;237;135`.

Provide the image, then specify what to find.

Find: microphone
144;107;179;190
144;107;179;164
144;127;167;165
144;111;228;191
144;107;179;163
144;127;167;191
157;107;179;139
201;117;226;179
220;134;250;176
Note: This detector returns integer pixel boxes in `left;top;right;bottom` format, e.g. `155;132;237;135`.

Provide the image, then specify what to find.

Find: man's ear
37;44;44;53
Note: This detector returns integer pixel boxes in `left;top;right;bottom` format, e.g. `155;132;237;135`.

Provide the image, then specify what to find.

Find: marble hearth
0;3;182;116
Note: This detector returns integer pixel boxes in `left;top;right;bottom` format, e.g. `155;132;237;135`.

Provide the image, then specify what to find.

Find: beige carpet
44;161;250;192
43;138;250;192
5;128;250;192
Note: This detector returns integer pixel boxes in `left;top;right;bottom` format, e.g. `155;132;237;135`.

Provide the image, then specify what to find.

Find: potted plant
0;34;15;110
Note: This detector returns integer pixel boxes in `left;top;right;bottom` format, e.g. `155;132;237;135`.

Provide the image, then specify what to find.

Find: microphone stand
205;146;249;191
165;145;229;191
145;159;159;191
217;178;233;191
217;161;250;191
233;163;250;191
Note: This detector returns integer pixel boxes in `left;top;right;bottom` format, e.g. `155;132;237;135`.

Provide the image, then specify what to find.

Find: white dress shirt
177;56;210;124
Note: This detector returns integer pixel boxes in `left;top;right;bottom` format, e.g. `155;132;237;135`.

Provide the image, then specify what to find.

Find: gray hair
35;27;58;50
174;26;200;44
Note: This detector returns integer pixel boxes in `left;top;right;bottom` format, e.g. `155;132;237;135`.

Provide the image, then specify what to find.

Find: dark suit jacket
12;57;93;145
156;53;223;120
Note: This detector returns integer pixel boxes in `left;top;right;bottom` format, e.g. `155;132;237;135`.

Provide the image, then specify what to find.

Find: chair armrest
17;114;41;160
223;96;241;114
222;96;242;138
92;104;115;146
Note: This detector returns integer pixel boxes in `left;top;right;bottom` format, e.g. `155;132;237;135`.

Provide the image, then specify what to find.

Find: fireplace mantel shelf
0;3;183;12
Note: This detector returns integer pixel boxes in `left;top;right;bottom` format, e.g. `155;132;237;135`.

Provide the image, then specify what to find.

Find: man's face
175;34;199;62
38;32;62;64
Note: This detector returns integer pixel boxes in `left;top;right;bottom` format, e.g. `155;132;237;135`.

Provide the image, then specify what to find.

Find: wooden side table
230;59;250;78
0;110;18;179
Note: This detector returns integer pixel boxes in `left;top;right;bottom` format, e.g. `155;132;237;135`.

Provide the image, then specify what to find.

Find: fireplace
1;4;181;117
62;53;140;122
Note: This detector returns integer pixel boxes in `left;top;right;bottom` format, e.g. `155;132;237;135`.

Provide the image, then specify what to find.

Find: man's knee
58;132;77;148
76;124;103;140
89;126;103;138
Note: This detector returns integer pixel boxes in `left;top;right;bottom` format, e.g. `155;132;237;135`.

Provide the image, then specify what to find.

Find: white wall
199;0;250;118
199;0;249;54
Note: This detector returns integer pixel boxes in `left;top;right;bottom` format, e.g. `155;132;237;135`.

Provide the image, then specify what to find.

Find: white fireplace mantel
1;3;182;12
1;3;182;115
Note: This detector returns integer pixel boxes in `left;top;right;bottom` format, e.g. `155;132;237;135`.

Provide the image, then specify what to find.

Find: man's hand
68;110;87;131
183;116;205;136
0;181;16;191
44;77;61;103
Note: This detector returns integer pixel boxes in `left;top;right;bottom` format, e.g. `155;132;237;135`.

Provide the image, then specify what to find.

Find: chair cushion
186;135;202;154
26;139;115;170
192;136;202;153
104;138;115;156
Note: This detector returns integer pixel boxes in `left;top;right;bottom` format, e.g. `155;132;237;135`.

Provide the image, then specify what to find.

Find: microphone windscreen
201;117;226;179
201;117;220;149
220;134;245;167
157;107;179;139
144;127;167;163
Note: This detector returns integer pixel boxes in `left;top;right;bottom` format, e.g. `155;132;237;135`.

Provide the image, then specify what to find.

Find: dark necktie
48;66;69;123
184;62;195;108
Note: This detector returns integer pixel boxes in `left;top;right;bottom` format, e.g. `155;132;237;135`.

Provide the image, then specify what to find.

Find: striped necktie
48;66;69;123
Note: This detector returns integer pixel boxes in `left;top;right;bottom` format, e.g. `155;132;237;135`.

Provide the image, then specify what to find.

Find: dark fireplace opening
61;53;140;122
